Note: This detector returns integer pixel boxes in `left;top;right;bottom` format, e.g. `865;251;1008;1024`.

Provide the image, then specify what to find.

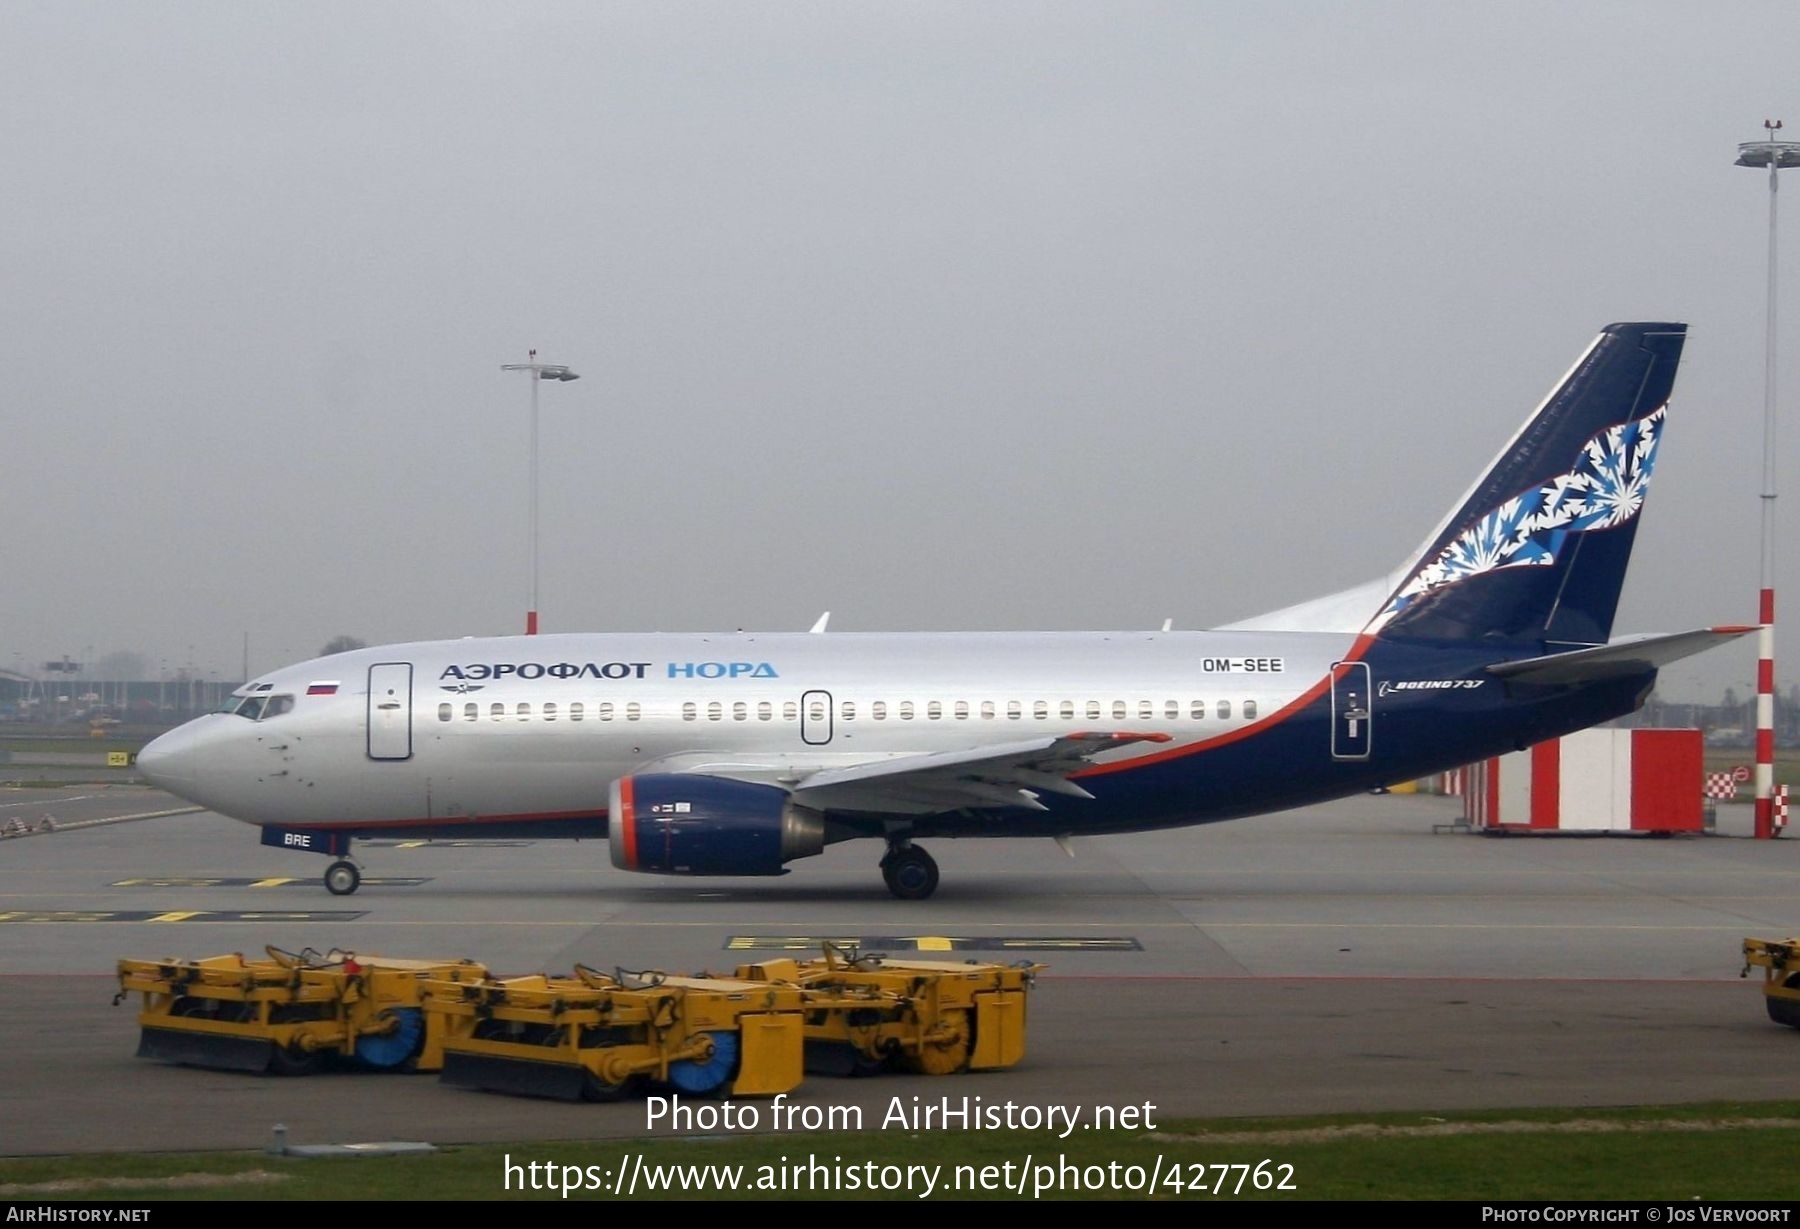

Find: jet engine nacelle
608;773;825;876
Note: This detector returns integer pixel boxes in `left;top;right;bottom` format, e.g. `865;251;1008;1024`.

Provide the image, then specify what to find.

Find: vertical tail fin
1368;322;1687;649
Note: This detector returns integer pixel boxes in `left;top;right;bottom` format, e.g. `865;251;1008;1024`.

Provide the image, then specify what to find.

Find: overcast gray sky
3;1;1796;701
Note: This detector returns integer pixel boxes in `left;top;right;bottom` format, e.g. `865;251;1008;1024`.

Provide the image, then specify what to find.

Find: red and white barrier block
1463;728;1703;833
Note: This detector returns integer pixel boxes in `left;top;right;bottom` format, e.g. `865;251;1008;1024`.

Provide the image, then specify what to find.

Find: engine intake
608;773;825;876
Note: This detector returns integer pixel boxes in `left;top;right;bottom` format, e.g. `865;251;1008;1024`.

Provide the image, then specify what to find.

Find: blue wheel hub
669;1030;737;1093
355;1007;423;1069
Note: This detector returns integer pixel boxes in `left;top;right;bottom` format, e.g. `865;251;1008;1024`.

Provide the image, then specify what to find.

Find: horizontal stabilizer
1485;626;1755;685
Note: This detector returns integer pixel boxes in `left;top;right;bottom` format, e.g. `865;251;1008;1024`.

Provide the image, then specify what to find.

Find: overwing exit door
801;689;833;746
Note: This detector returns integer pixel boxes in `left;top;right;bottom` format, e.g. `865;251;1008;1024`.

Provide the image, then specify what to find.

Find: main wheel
1770;974;1800;1029
581;1070;637;1102
881;845;939;900
267;1043;323;1077
324;860;361;896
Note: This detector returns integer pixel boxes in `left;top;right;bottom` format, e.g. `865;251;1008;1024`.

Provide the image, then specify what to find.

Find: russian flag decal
306;682;339;696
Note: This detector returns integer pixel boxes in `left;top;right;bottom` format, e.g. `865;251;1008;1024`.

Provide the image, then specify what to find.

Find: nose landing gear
880;842;939;900
323;859;362;897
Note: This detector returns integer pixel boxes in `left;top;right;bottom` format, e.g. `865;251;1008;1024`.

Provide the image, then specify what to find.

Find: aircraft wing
789;731;1172;814
1485;626;1755;686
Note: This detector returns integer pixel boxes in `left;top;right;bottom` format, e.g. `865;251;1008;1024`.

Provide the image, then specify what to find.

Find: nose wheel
324;859;362;897
880;844;939;901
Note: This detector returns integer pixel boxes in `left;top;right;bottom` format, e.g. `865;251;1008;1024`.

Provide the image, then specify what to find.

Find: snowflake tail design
1373;406;1664;627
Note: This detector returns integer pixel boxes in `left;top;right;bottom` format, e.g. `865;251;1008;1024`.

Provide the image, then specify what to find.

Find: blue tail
1369;322;1687;650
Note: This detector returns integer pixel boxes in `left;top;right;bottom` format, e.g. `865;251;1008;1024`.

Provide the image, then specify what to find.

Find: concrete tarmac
4;786;1800;1156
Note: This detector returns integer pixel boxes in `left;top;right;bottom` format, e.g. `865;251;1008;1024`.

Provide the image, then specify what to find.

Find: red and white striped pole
1738;122;1800;839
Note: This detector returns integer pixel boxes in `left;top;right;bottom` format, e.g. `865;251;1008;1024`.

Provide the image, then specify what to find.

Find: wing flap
790;731;1172;814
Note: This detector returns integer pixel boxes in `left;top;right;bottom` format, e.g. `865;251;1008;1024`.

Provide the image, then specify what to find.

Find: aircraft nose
137;724;200;796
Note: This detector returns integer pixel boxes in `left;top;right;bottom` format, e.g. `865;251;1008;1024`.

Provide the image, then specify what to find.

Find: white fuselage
144;629;1354;830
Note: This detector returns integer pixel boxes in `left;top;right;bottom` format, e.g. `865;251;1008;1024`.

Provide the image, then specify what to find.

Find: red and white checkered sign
1777;784;1789;834
1704;772;1739;801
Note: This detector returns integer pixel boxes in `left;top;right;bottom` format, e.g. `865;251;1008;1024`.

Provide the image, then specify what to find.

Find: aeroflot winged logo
1372;405;1665;631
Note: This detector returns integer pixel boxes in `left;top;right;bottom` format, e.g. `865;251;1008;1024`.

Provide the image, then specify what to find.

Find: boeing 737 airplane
138;322;1749;899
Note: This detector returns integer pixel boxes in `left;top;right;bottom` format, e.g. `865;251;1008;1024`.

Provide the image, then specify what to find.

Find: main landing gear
324;859;362;897
880;842;939;901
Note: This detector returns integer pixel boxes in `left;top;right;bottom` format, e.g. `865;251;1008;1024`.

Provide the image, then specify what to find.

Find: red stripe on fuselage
1074;633;1377;778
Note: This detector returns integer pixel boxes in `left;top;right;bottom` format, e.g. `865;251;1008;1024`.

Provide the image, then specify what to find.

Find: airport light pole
1736;122;1800;839
501;351;580;636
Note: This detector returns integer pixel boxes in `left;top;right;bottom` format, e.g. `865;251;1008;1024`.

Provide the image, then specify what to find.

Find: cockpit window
219;693;292;720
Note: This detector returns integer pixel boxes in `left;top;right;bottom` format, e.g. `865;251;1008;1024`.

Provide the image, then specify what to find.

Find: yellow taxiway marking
725;934;1143;951
248;878;299;888
147;912;204;923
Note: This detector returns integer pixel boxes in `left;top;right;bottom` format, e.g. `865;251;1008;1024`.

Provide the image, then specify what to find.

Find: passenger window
782;701;797;721
490;703;505;721
1165;700;1179;719
758;701;772;721
626;703;641;721
927;701;942;720
1007;701;1021;720
599;702;614;721
1086;700;1101;720
873;701;887;720
570;702;583;721
1244;700;1258;719
682;702;697;722
981;701;996;719
1033;701;1048;720
438;703;452;722
1112;700;1126;720
1139;700;1153;720
809;700;826;721
707;701;722;721
733;701;747;721
1059;700;1075;720
517;703;530;720
1217;700;1232;719
464;702;478;721
543;702;557;721
841;701;855;721
900;701;915;720
1191;700;1204;720
955;701;969;720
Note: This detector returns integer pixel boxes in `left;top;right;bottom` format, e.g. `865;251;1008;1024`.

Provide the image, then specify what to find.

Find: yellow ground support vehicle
115;943;1047;1100
426;966;807;1101
734;943;1043;1077
1743;937;1800;1028
116;947;489;1075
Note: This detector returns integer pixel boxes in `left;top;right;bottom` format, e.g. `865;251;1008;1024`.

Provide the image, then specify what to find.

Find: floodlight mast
500;351;580;635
